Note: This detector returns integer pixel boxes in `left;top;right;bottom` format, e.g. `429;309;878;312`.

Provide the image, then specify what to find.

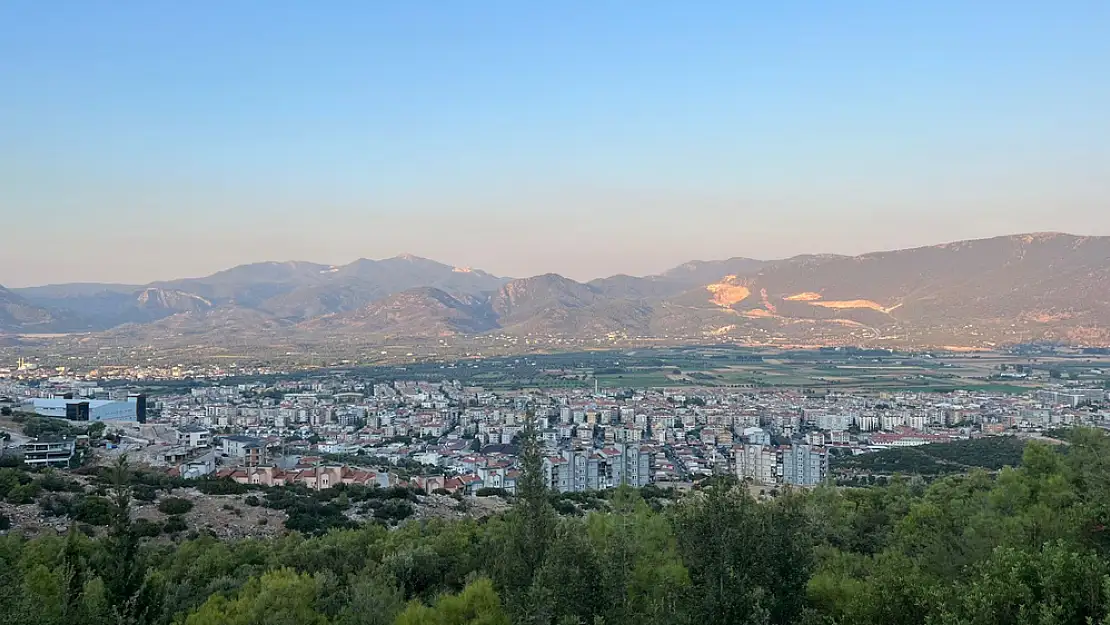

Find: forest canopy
3;427;1110;625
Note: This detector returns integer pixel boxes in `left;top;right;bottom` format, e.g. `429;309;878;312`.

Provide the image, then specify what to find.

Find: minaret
594;378;599;396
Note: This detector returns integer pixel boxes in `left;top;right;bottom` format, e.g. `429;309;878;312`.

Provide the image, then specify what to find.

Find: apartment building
541;444;651;493
782;444;829;487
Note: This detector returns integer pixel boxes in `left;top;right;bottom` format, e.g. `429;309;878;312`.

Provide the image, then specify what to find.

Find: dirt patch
706;277;751;308
810;300;899;313
760;289;777;314
784;292;822;301
134;489;287;540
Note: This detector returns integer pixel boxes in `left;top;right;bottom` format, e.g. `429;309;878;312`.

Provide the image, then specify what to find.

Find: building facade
21;438;76;467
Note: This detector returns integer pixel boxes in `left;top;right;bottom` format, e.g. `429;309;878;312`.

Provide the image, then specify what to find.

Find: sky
2;1;1109;287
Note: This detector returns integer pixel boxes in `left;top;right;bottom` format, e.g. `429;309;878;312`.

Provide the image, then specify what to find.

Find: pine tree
492;411;557;623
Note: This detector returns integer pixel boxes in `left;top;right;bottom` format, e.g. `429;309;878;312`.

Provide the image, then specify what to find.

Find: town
3;355;1107;500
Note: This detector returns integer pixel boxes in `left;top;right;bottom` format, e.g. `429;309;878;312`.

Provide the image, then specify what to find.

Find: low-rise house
176;424;212;449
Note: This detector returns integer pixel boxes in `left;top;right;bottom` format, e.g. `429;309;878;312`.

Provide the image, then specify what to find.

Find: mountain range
3;233;1109;348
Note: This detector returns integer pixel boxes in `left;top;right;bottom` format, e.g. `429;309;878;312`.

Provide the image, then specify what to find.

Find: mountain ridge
5;232;1110;347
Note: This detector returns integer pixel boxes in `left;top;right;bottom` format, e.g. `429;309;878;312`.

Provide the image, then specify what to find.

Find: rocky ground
2;486;512;540
132;489;288;540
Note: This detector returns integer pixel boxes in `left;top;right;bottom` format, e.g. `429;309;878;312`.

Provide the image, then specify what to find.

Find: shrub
0;513;9;531
373;499;414;524
36;471;76;493
72;496;115;526
244;495;261;506
162;515;188;534
38;493;73;517
194;478;247;495
157;497;194;515
132;518;162;537
475;487;508;497
257;517;268;526
6;482;42;505
132;484;158;502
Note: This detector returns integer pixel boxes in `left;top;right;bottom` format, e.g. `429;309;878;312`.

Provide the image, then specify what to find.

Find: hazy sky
2;1;1109;287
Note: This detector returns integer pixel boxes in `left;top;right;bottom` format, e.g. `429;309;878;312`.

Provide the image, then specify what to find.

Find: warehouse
22;396;146;422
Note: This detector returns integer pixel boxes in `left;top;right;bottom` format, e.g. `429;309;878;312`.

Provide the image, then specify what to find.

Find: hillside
302;287;499;337
0;285;69;332
5;233;1110;348
4;427;1110;625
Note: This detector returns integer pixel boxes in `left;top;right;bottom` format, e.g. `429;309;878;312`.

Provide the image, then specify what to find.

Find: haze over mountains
3;233;1109;347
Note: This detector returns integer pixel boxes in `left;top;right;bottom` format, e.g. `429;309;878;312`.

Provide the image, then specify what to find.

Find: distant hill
6;233;1110;348
14;255;509;329
302;287;499;338
659;257;768;285
0;285;70;332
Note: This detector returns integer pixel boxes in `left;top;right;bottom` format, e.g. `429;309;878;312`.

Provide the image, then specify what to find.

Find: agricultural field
112;345;1110;395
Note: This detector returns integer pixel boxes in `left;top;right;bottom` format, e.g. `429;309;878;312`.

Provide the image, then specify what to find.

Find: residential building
734;444;778;485
176;424;212;449
782;444;828;486
21;437;76;467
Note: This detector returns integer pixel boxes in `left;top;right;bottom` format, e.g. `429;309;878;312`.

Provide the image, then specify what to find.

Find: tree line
4;425;1110;624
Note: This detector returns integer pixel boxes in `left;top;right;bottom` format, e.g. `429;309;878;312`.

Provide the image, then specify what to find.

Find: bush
0;513;9;531
72;496;115;526
193;478;247;495
373;499;415;524
132;484;158;502
38;493;73;517
132;518;162;538
0;467;30;500
6;482;42;505
157;497;194;515
284;502;356;535
257;517;268;526
37;471;78;493
21;417;83;439
244;495;261;506
162;515;188;534
475;487;508;497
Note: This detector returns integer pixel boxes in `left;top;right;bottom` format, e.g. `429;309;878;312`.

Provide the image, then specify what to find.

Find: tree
183;569;330;625
334;568;403;625
395;578;510;625
98;454;158;624
85;421;106;440
491;413;556;622
938;541;1110;625
674;480;812;625
530;519;604;624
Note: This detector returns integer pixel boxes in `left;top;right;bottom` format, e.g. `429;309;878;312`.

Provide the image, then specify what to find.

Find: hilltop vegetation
832;436;1029;479
3;427;1110;624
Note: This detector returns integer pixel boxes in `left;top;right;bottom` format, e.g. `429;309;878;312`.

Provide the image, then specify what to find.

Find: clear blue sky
2;1;1108;286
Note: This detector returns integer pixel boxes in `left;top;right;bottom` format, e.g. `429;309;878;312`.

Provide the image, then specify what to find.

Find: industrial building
22;395;147;422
